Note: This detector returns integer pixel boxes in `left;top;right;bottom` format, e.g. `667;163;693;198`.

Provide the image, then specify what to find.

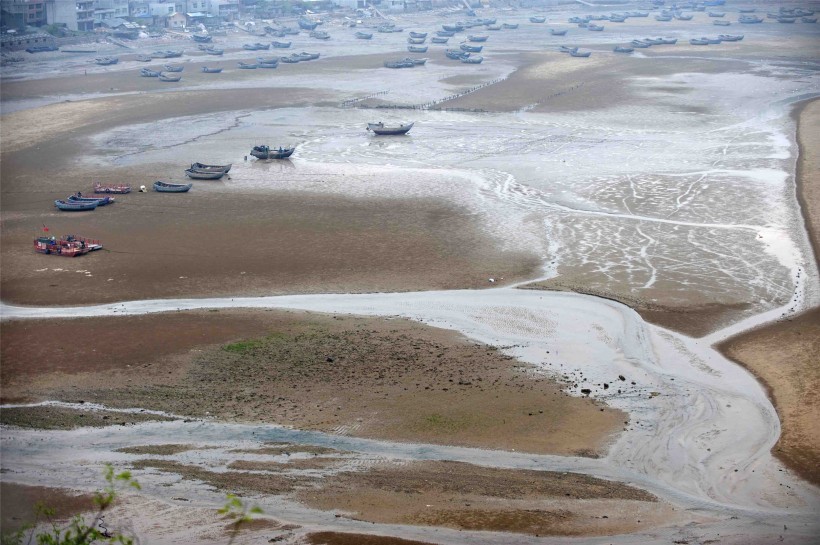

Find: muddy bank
1;309;624;457
0;482;97;534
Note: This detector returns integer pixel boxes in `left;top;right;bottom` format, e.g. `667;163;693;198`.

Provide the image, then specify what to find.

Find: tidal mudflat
2;3;819;544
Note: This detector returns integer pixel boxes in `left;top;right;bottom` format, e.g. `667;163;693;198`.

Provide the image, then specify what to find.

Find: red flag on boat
42;225;49;232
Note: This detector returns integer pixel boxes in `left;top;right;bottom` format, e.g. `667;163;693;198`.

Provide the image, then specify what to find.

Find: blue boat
67;194;113;206
803;17;817;23
461;55;483;64
468;34;488;42
298;18;318;30
613;46;634;53
408;45;428;53
55;199;98;211
549;28;568;35
530;16;546;23
238;62;258;69
355;32;373;39
153;181;192;192
656;15;672;21
460;43;483;52
502;23;519;29
717;34;743;41
445;48;468;60
588;24;605;31
271;41;292;48
163;64;183;72
689;38;710;45
570;50;591;57
201;66;223;73
714;20;731;26
739;15;763;23
140;68;161;77
442;24;464;32
408;37;426;44
409;31;427;38
437;30;456;37
431;37;449;43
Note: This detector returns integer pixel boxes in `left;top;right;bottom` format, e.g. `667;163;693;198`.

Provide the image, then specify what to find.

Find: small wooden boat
191;162;232;173
714;20;731;26
802;17;817;23
559;45;578;53
468;34;488;42
408;37;426;44
446;49;468;60
279;56;300;63
437;30;456;37
68;194;114;206
570;50;591;57
385;60;415;68
613;46;634;53
192;33;212;43
431;37;449;44
258;61;279;68
185;168;224;179
95;56;118;65
461;55;483;64
502;23;519;29
296;52;320;60
251;145;295;159
94;183;131;194
135;54;152;62
689;38;710;45
708;11;725;17
530;16;546;23
355;32;373;39
55;199;97;211
717;34;743;41
163;64;183;72
309;30;330;40
243;42;270;50
676;13;693;20
140;68;161;77
407;45;428;53
154;181;192;192
404;57;427;65
205;48;224;55
587;24;604;31
409;31;428;38
201;66;223;73
34;234;101;256
549;28;568;36
271;40;292;48
298;18;318;30
158;73;182;82
442;24;464;32
656;15;672;21
238;62;258;69
366;122;413;135
460;43;482;52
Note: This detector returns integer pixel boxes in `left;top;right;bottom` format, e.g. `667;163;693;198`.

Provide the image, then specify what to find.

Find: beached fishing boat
238;62;258;69
67;194;114;206
279;56;299;63
656;15;672;21
34;234;101;256
445;49;468;60
530;16;546;23
502;23;518;29
55;199;97;211
717;34;743;41
310;30;330;39
191;162;231;173
468;34;488;42
559;45;579;53
385;59;415;68
708;11;725;17
431;37;449;43
192;33;212;43
298;17;318;30
94;183;131;194
185;168;224;179
714;20;731;26
201;66;223;73
258;61;278;68
461;55;483;64
243;42;270;50
271;40;292;48
163;64;183;72
676;13;693;20
205;48;224;55
803;17;817;23
442;24;464;32
158;73;182;81
689;38;710;45
437;30;456;37
140;68;161;77
739;15;763;23
94;56;118;65
659;37;677;44
570;50;591;57
587;23;604;31
408;45;428;53
409;31;428;38
135;54;152;62
613;45;635;53
295;52;319;60
408;37;426;44
460;43;482;52
550;28;568;36
631;40;651;48
777;16;796;23
251;145;295;159
355;31;373;39
487;24;502;30
367;122;413;135
154;181;192;192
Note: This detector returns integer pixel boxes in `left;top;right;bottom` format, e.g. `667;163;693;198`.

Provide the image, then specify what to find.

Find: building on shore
0;0;47;28
45;0;94;30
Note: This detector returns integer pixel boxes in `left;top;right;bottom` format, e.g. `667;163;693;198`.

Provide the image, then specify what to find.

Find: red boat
94;182;131;194
34;235;103;256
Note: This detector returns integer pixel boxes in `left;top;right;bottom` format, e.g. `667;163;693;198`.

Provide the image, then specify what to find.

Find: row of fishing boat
689;34;743;45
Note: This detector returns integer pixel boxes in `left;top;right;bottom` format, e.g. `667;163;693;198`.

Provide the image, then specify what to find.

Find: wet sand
1;482;96;533
1;309;624;457
716;99;820;486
